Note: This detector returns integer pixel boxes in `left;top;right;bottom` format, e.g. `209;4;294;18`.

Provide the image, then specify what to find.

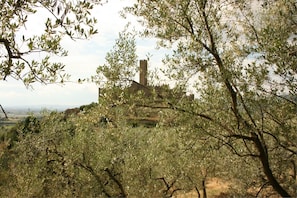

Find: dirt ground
174;178;231;198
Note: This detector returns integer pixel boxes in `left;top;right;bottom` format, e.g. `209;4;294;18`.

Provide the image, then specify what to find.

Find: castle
98;60;194;127
98;59;194;102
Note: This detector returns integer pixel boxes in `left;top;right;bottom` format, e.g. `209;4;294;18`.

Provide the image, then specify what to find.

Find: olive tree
126;0;297;196
0;103;221;197
0;0;103;85
92;25;138;88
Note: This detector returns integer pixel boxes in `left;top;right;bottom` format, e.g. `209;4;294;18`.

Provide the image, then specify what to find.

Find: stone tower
139;59;148;86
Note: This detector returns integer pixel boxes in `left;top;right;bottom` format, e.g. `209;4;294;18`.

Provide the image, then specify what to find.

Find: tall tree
0;0;103;85
93;25;138;88
126;0;297;196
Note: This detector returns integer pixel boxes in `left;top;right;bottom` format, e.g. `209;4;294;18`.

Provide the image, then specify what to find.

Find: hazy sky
0;0;168;108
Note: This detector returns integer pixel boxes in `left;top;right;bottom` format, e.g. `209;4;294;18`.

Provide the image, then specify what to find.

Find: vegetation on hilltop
124;0;297;196
0;101;240;197
0;0;297;197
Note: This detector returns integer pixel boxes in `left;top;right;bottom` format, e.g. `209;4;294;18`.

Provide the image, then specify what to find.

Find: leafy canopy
125;0;297;196
92;24;138;88
1;0;297;197
0;0;103;85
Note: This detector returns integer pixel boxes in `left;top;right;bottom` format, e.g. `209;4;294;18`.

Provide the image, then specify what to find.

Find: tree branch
0;38;21;59
156;176;182;197
104;168;127;197
226;134;256;141
75;162;112;197
256;181;270;197
0;38;22;79
262;130;297;156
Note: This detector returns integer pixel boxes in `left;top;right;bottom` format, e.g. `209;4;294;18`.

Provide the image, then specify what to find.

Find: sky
0;0;169;109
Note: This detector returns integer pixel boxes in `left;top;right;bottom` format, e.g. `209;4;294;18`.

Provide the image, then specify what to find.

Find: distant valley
1;105;77;119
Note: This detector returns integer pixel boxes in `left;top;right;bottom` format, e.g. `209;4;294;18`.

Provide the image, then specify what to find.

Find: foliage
92;24;138;88
0;103;232;197
1;0;297;196
125;0;297;196
79;102;98;112
0;0;103;85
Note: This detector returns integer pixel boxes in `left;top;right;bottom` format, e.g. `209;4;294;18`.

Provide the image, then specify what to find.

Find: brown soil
174;178;231;198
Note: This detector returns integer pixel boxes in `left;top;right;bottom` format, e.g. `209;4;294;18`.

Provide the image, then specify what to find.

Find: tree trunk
196;186;201;198
0;105;8;119
202;179;207;198
253;133;291;197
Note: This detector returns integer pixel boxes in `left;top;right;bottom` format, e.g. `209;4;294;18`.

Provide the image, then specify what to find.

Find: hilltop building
98;60;194;127
98;60;194;101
